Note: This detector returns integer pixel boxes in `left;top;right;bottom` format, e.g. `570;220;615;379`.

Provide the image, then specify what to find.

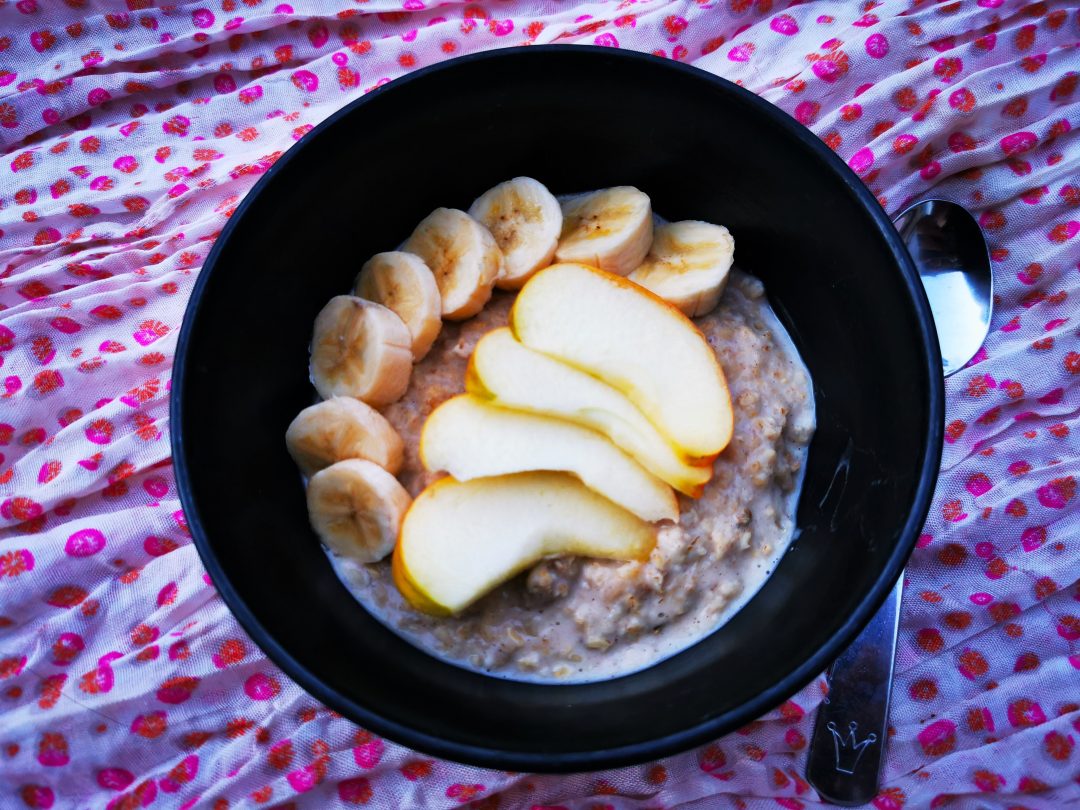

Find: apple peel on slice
394;472;656;616
421;395;677;522
511;263;734;460
466;328;712;497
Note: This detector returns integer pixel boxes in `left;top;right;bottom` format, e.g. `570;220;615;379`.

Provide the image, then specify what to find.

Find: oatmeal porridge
327;269;815;682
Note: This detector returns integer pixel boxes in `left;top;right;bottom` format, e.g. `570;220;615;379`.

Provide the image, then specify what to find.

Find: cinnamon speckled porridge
326;269;815;683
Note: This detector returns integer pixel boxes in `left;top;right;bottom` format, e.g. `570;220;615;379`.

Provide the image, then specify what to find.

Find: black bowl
172;46;943;771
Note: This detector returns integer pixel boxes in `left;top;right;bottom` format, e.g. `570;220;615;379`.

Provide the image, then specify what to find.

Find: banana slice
403;208;502;320
628;221;735;317
306;459;411;563
555;186;653;276
468;177;562;289
310;295;413;406
355;251;442;361
286;397;404;478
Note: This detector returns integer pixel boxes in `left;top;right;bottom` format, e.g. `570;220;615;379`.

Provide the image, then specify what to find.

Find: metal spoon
806;200;993;806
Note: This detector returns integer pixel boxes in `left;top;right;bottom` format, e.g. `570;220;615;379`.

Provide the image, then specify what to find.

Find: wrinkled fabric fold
0;0;1077;807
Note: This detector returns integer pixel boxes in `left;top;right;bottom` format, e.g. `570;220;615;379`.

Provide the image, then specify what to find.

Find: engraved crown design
827;721;878;774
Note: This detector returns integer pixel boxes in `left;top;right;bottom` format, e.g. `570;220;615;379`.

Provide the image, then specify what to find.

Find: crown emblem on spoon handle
806;579;902;805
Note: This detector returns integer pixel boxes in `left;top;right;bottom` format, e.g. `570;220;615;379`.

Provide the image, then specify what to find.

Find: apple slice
421;395;677;522
466;329;711;496
394;472;656;615
511;263;733;459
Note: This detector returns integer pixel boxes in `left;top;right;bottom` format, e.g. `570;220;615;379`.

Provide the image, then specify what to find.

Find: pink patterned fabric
0;0;1077;807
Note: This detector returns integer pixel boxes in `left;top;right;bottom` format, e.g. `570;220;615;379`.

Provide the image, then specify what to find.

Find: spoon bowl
894;200;993;376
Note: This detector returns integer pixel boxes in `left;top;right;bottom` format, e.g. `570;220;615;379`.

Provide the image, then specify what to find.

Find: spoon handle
805;577;903;806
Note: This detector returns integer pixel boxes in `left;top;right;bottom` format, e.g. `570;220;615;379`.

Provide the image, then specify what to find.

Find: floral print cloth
0;0;1078;807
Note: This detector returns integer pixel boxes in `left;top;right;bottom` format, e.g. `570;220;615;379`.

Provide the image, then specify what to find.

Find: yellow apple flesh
466;328;711;496
511;263;733;459
394;472;656;615
421;395;677;522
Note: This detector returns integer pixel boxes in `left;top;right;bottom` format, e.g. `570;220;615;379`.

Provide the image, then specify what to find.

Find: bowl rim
171;45;945;771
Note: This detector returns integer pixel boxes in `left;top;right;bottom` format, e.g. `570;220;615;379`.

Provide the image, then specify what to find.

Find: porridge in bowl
285;179;815;682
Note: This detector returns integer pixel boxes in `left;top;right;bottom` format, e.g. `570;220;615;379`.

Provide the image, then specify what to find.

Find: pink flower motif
191;8;214;28
52;633;84;665
37;733;69;767
98;768;135;791
143;536;176;557
244;672;281;700
159;755;199;792
238;85;263;104
113;156;138;173
50;317;81;334
966;473;992;497
948;132;976;152
144;477;169;498
1000;132;1037;156
19;786;54;808
129;712;166;738
308;22;329;48
157;582;178;607
291;70;319;92
1037;477;1074;509
354;738;384;768
917;719;956;756
794;101;819;125
1058;619;1080;641
156;677;198;705
1021;185;1049;204
727;44;752;62
848;147;874;175
594;33;618;48
770;14;798;35
1007;699;1046;728
65;528;106;557
30;30;55;53
865;33;888;59
287;765;320;792
339;778;372;803
1;497;42;521
446;783;485;801
933;57;962;82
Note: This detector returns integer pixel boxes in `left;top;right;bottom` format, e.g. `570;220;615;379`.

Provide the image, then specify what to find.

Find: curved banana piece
468;177;562;290
286;397;404;478
628;221;735;317
403;208;502;320
306;459;411;563
555;186;653;276
355;251;442;361
310;295;413;406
